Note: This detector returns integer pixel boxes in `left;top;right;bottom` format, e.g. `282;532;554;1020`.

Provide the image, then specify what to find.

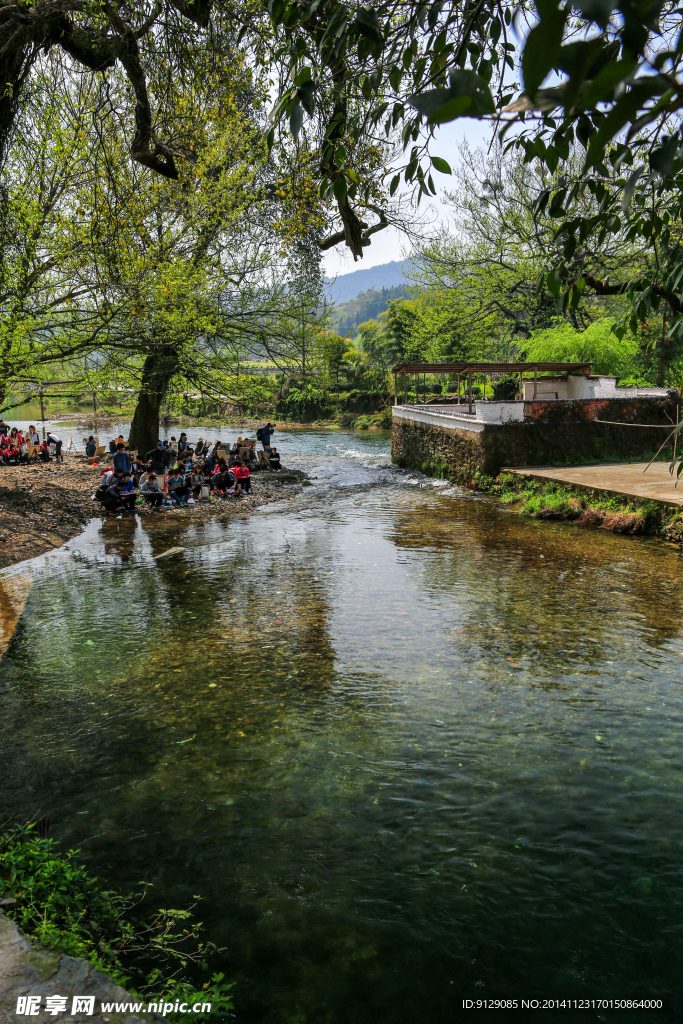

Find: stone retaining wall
392;397;679;484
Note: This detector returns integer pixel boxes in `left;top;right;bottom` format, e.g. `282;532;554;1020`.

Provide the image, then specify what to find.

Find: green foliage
0;825;233;1018
281;381;331;421
523;319;638;376
617;373;656;388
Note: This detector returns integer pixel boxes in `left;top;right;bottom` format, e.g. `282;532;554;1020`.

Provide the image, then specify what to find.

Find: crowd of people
92;423;282;514
0;416;284;517
0;421;63;465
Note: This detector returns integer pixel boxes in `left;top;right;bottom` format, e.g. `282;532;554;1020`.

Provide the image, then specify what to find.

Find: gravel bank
0;456;304;571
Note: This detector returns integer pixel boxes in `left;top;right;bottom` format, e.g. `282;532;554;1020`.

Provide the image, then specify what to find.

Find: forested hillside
332;286;411;337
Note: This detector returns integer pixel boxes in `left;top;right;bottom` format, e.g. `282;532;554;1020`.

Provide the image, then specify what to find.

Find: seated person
100;466;122;488
95;467;122;503
103;475;135;513
27;425;40;446
85;435;97;458
108;438;118;454
268;446;281;470
213;466;234;496
189;466;205;498
118;471;136;509
146;440;168;474
233;459;252;494
38;441;50;462
178;433;194;457
131;455;147;485
140;471;163;507
166;467;189;505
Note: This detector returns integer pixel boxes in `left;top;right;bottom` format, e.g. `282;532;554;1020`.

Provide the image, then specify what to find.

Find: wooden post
394;374;397;406
39;391;46;439
519;370;523;400
533;366;538;400
92;391;97;414
403;370;407;405
457;373;461;404
468;370;473;414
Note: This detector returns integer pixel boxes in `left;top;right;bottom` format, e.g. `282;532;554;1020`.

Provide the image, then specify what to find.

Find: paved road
506;461;683;507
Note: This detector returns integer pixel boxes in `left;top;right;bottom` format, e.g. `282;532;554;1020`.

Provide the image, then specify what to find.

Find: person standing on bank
257;422;275;454
46;430;63;462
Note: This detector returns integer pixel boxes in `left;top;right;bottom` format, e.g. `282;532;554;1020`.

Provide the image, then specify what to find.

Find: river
0;430;682;1022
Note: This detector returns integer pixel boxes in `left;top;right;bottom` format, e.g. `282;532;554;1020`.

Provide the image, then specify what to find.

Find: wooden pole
520;370;523;400
40;391;46;439
533;366;538;400
394;374;397;406
92;391;97;414
468;370;473;414
403;370;407;405
457;373;461;404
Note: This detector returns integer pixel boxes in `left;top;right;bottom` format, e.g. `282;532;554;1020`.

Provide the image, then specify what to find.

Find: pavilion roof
391;361;592;375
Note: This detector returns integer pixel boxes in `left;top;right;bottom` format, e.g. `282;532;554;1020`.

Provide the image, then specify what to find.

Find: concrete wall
522;376;671;401
392;397;679;484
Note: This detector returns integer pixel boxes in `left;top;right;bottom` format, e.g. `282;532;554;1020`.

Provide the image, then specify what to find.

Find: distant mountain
332;285;411;337
325;259;413;304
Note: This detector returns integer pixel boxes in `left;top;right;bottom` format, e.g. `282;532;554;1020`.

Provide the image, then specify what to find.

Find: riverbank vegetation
0;823;233;1017
487;473;683;543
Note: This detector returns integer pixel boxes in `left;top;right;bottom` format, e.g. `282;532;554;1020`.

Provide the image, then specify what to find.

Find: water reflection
0;440;682;1023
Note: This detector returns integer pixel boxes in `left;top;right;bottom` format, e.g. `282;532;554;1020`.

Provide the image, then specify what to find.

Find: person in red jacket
233;459;252;494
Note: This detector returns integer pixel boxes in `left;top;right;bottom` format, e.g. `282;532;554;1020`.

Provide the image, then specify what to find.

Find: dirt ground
0;455;304;571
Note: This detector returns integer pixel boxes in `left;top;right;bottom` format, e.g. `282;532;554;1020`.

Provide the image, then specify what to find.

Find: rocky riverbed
0;456;305;571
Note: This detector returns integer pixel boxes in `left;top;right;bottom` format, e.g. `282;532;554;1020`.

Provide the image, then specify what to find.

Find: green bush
0;825;233;1018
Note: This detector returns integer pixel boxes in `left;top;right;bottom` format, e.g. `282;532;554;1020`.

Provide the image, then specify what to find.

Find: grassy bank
486;472;683;542
0;824;233;1017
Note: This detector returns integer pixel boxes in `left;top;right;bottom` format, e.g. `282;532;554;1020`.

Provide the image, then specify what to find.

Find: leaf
332;174;347;204
622;165;644;213
431;156;451;174
408;70;494;124
289;103;304;139
297;80;315;116
390;173;400;195
522;0;567;98
354;7;383;46
650;135;680;177
293;67;312;87
577;0;617;29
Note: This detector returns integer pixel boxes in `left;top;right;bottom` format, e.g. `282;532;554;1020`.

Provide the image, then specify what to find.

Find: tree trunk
128;349;179;456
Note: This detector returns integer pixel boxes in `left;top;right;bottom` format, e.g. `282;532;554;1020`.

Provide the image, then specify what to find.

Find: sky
322;115;495;279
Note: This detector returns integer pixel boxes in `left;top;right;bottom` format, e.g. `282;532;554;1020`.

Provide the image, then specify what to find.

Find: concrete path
506;461;683;507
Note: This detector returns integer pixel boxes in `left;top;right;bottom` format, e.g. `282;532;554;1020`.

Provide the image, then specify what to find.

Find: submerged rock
154;546;185;559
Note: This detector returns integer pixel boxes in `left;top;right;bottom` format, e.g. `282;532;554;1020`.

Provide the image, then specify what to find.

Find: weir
390;361;677;484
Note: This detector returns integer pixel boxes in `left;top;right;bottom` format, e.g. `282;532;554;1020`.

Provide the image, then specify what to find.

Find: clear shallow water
1;431;683;1022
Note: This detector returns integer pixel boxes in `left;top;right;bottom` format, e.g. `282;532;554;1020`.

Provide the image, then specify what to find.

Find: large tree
0;0;519;260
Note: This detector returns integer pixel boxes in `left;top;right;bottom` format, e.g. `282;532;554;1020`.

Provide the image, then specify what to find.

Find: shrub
0;825;233;1018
